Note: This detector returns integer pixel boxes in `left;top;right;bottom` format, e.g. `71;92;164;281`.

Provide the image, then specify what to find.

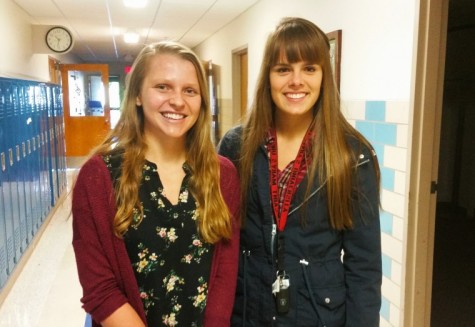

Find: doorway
60;64;110;165
430;0;475;325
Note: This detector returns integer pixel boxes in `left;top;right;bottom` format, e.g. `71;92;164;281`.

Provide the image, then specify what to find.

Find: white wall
0;0;47;81
194;0;416;130
0;0;76;82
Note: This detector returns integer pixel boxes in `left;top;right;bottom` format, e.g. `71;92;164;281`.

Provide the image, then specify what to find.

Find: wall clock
45;26;73;53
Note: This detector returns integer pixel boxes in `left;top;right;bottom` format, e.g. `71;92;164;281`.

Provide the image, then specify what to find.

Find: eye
184;87;199;96
304;64;321;73
155;84;169;91
272;65;290;74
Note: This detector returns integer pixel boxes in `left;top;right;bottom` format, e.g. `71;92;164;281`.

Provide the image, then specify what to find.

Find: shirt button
325;297;331;304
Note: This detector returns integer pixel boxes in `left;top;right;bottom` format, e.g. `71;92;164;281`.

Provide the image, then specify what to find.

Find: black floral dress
103;154;213;327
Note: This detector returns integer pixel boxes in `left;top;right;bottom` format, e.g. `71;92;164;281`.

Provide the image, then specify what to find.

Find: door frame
404;0;448;325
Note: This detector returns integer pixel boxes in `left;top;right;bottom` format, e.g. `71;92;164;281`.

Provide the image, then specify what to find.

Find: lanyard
268;128;311;232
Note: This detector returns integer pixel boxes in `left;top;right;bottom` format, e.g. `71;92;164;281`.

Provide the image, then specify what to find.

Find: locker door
0;151;8;288
13;82;28;254
0;79;10;286
3;80;19;271
24;82;35;243
38;85;51;220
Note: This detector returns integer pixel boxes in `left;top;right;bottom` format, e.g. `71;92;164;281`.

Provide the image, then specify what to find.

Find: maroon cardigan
72;155;240;327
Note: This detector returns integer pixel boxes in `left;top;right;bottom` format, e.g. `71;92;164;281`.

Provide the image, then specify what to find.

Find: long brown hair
93;41;232;243
240;17;380;230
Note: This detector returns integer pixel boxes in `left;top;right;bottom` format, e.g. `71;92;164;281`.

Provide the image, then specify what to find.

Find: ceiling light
123;0;148;8
124;32;139;44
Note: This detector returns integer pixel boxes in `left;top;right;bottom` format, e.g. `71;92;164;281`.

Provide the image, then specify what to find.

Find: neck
275;113;313;142
144;134;187;166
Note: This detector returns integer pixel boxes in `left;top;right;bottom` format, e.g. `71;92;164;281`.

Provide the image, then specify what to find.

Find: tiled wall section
343;100;410;327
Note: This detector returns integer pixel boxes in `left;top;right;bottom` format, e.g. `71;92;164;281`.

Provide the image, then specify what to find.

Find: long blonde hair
93;41;231;243
240;17;380;230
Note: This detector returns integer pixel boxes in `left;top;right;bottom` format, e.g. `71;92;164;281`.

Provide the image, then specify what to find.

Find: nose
169;91;185;107
289;70;303;86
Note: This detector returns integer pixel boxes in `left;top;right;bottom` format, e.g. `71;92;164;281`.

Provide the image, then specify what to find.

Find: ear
136;96;142;106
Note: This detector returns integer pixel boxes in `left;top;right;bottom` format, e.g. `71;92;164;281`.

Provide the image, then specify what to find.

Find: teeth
287;93;305;99
162;112;185;120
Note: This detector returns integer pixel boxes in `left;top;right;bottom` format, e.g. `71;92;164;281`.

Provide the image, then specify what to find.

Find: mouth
162;112;186;120
285;92;306;99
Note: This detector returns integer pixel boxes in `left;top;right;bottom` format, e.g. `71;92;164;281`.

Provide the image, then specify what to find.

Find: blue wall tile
382;254;392;279
374;123;397;145
380;296;390;321
366;101;386;121
380;211;393;234
355;121;374;142
381;167;395;191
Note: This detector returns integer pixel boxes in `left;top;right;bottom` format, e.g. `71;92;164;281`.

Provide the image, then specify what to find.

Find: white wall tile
391;260;402;286
341;100;365;120
386;101;409;124
384;146;407;171
392;215;405;241
390;302;401;326
382;275;401;306
396;124;409;148
382;189;406;218
382;233;403;262
394;171;407;195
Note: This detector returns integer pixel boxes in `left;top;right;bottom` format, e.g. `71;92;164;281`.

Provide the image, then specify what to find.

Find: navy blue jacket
218;126;382;327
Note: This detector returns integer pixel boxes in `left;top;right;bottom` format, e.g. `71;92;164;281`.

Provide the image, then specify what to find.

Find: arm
101;303;145;327
204;156;241;327
342;150;382;327
72;156;145;325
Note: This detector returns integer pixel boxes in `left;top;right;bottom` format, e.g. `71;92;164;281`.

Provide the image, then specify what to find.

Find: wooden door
60;64;110;157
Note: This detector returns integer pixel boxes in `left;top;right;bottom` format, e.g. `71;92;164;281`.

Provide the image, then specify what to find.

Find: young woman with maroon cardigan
72;41;240;327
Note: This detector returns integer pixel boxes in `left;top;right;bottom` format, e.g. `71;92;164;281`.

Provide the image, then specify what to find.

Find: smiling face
269;59;323;124
136;53;201;143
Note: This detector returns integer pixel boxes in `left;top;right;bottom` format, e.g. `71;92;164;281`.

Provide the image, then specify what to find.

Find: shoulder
78;155;108;176
217;125;243;164
218;154;236;172
217;155;240;200
75;155;112;191
346;136;377;167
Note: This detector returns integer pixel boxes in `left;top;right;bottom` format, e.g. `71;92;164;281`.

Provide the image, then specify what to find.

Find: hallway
0;169;85;326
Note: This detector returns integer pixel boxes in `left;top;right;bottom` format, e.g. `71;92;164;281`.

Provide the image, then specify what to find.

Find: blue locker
38;85;51;220
0;77;66;286
2;80;19;272
0;151;8;289
51;85;66;195
22;81;35;245
13;82;28;254
46;85;59;207
0;80;10;287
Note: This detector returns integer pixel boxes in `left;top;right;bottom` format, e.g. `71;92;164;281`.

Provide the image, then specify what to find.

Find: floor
0;169;86;327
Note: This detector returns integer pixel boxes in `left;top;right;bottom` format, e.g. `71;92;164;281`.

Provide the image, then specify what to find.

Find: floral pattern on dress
104;155;213;327
181;234;210;264
139;287;159;315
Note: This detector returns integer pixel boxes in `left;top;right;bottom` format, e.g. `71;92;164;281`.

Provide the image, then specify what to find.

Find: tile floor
0;169;86;326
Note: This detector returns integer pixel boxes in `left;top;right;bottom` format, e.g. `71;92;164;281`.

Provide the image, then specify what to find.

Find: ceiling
13;0;473;66
13;0;259;64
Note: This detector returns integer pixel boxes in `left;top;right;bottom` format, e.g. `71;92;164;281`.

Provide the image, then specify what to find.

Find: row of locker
0;77;67;291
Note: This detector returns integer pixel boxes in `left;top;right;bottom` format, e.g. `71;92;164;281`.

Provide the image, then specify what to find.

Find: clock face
45;27;73;53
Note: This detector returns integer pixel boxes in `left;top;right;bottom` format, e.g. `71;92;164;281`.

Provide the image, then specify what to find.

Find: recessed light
123;0;148;8
124;32;139;44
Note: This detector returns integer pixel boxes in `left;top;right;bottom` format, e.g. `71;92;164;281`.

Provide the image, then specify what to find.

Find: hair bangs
269;25;323;66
